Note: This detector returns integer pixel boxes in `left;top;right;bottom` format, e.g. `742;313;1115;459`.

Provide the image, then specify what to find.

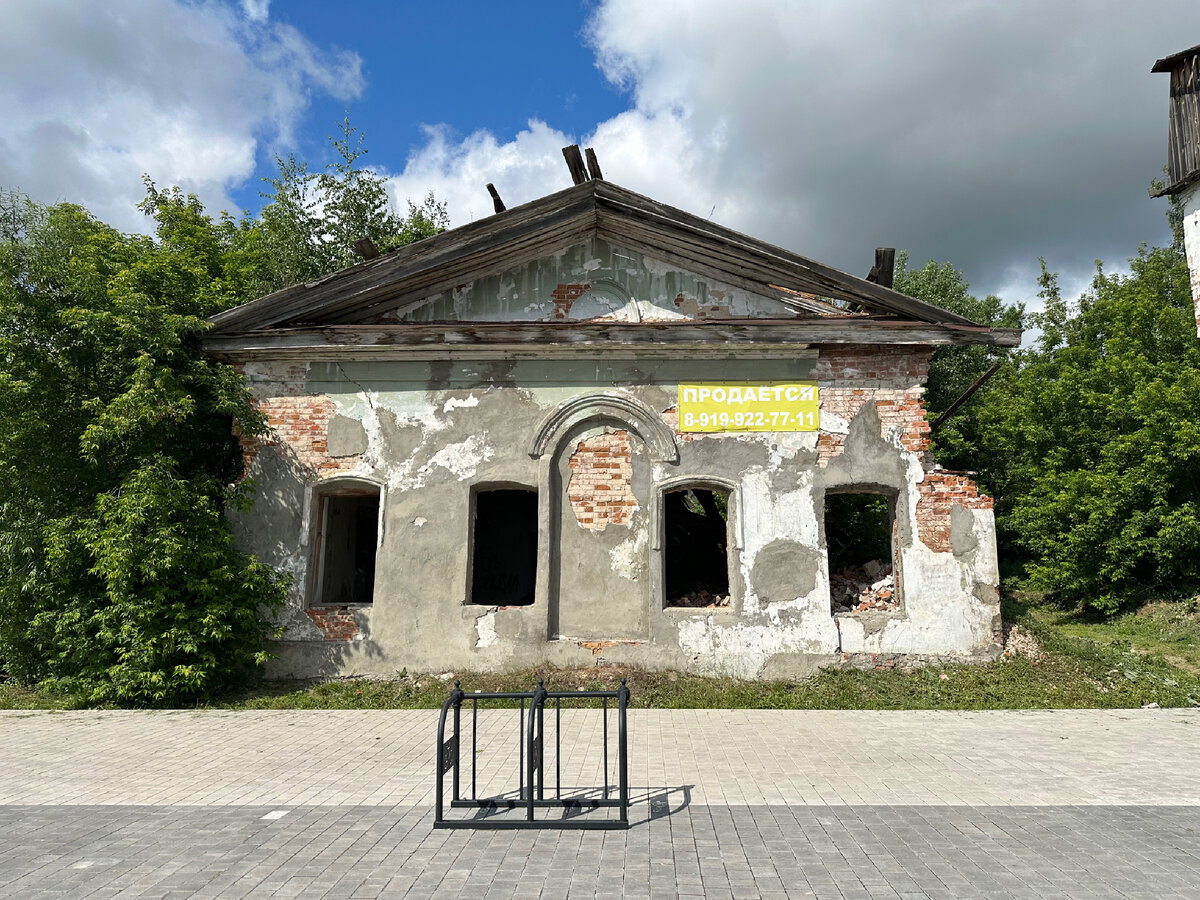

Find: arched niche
527;391;678;463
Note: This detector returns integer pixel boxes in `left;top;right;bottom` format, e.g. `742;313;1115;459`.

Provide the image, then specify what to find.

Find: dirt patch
1001;622;1045;661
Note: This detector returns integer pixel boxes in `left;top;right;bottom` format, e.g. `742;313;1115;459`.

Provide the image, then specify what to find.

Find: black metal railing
434;678;630;830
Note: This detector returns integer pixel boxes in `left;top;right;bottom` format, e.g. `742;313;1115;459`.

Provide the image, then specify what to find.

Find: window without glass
313;487;380;606
664;487;731;608
470;489;538;606
825;491;899;613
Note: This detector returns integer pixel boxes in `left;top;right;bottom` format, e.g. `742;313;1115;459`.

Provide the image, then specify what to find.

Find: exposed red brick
659;406;696;442
567;430;637;529
239;371;362;477
816;346;934;465
579;640;619;656
915;471;993;552
305;606;362;641
550;283;591;320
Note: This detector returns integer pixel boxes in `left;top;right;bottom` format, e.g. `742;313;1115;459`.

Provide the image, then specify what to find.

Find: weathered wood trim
592;182;976;324
203;320;1021;361
209;183;599;333
562;145;589;186
214;345;822;362
1153;43;1200;74
207;179;994;334
327;216;598;325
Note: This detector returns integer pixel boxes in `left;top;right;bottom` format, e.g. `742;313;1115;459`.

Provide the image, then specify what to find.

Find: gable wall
375;237;802;324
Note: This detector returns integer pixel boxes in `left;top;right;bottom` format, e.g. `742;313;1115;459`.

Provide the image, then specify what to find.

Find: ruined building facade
205;178;1020;678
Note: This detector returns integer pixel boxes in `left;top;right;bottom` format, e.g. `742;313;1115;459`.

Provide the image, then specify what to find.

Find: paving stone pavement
1;708;1198;898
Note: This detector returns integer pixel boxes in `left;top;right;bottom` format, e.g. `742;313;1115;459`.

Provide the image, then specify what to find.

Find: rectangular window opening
315;489;379;606
470;489;538;606
826;491;899;614
664;487;731;608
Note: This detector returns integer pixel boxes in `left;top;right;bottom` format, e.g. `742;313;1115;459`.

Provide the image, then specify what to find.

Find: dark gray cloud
397;1;1194;312
5;0;1191;314
590;0;1195;305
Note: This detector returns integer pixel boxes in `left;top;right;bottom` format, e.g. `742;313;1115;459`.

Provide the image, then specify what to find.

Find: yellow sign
678;382;820;432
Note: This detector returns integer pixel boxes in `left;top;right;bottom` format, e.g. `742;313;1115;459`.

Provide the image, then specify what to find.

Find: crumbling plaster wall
1177;180;1200;337
389;236;799;324
232;347;1001;680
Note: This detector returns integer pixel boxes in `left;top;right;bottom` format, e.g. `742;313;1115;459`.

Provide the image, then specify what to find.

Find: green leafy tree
976;236;1200;613
256;118;448;294
0;120;448;702
893;253;1024;472
0;190;287;703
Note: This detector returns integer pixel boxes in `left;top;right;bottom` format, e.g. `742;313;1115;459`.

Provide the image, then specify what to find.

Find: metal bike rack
434;678;630;830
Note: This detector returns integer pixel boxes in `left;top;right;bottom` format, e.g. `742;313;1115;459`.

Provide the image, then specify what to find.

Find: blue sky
2;0;1198;310
239;1;626;213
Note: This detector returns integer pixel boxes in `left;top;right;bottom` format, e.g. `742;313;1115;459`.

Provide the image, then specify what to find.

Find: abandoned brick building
204;158;1021;678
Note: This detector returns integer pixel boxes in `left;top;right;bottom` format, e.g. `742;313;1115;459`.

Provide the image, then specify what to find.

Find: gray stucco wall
231;351;1002;679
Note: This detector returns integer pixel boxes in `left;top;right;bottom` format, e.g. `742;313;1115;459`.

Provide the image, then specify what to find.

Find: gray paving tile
1;708;1200;897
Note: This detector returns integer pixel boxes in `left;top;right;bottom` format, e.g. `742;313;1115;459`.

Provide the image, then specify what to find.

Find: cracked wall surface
385;236;798;325
231;224;1006;679
229;341;1003;680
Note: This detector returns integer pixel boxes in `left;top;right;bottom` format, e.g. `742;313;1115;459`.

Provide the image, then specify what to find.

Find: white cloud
241;0;269;23
0;0;362;232
387;0;1197;308
387;121;575;225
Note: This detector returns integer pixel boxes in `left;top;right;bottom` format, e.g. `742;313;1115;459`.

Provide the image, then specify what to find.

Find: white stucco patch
675;607;834;679
388;433;496;491
376;393;447;436
424;434;494;481
475;610;499;648
820;409;851;434
443;394;480;413
609;529;648;581
738;469;818;562
767;431;818;467
1180;182;1200;335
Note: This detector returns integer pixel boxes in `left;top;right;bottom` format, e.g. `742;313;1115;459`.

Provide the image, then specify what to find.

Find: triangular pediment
373;235;824;326
206;180;1008;342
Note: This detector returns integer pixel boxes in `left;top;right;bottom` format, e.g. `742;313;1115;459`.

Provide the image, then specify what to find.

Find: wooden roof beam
562;145;589;185
866;248;895;289
585;148;603;181
486;183;506;213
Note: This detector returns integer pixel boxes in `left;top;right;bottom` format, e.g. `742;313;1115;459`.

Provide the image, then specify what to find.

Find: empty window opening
471;489;538;606
314;488;380;606
825;492;898;613
664;487;731;608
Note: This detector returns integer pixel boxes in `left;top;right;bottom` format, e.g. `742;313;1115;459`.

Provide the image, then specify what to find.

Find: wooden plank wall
1169;56;1200;187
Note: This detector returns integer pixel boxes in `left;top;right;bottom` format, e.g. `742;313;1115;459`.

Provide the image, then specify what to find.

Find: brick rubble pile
830;560;898;613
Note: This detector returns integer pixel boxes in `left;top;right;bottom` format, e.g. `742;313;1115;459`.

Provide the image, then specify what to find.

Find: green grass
0;680;84;710
211;639;1199;711
5;592;1199;712
1019;597;1200;674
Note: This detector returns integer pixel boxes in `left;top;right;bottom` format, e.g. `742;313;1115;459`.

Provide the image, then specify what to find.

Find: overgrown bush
0;191;287;704
983;246;1200;612
0;120;444;703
